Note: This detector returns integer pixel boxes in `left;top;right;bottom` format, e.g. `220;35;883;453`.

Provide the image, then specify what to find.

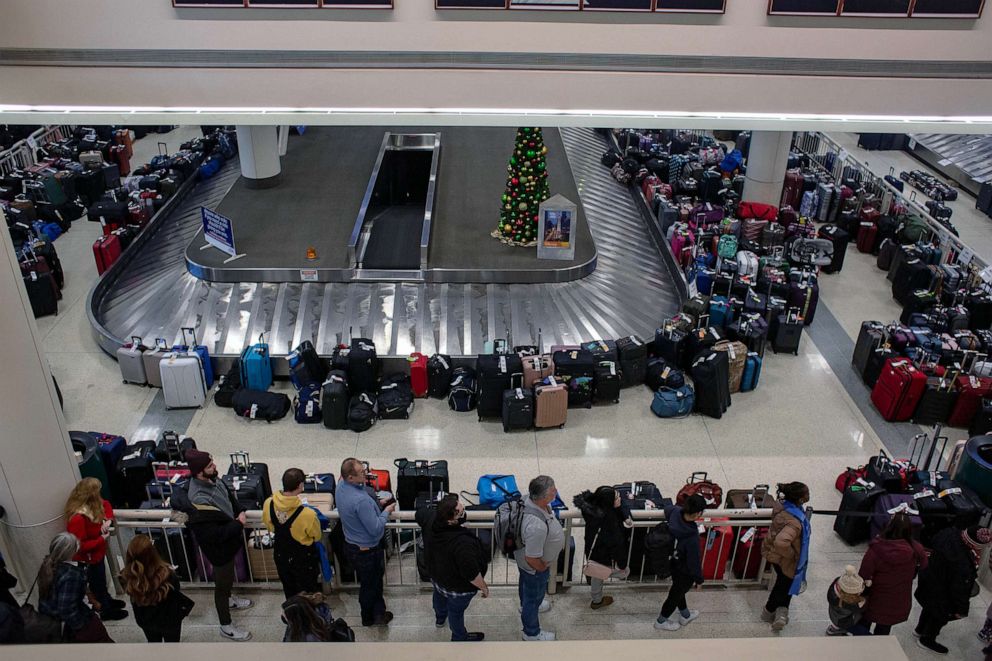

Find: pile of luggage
900;169;958;202
17;238;64;318
117;327;215;410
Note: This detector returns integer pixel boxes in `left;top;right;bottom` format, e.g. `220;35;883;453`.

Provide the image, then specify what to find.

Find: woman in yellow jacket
262;468;323;599
760;482;811;633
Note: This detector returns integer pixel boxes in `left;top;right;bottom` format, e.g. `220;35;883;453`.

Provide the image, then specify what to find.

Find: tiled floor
34;128;992;658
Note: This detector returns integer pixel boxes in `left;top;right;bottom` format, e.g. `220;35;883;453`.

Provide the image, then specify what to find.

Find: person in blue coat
654;495;706;632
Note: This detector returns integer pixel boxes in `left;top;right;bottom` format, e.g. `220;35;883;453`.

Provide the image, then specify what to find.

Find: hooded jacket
915;527;976;619
262;491;321;547
574;491;631;569
665;504;703;585
416;508;488;593
761;500;804;578
859;537;928;625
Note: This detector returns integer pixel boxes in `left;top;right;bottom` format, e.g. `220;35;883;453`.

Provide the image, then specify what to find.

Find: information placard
911;0;984;17
655;0;725;11
840;0;910;16
537;195;579;261
582;0;653;10
201;207;240;258
768;0;839;15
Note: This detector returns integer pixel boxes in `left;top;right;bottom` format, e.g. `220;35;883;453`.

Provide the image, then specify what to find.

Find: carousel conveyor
907;133;992;196
87;128;681;364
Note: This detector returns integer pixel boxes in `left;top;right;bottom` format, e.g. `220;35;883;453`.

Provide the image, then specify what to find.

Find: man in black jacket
415;495;489;642
654;494;705;632
185;450;253;642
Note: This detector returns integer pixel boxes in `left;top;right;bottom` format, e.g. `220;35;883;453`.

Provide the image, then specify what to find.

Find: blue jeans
432;586;476;641
344;543;386;624
518;569;549;637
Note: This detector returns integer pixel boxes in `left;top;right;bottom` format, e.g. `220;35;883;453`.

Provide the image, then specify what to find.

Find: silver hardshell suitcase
117;336;148;385
160;351;206;409
142;339;169;388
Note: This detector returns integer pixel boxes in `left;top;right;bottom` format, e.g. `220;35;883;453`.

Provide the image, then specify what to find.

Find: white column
0;208;81;585
235;125;281;189
277;125;290;157
741;130;792;206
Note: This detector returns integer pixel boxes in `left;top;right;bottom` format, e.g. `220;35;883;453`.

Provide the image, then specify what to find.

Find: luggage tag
740;527;757;545
305;400;315;417
249;403;258;419
887;502;919;516
938;487;961;498
29;271;37;281
912;489;935;500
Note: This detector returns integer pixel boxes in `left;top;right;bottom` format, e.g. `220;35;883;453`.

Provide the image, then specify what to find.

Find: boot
771;607;789;632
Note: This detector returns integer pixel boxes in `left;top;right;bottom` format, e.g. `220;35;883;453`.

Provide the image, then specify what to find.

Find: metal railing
107;506;774;595
0;124;74;176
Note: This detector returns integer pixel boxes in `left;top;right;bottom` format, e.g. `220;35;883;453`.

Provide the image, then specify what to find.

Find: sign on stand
536;194;579;262
200;207;245;263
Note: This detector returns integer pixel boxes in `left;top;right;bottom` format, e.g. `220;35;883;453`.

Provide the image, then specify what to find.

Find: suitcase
552;350;596;409
534;379;568;429
522;354;554;389
948;375;992;428
22;270;59;318
834;481;886;545
654;327;689;370
856;222;878;254
160;351;207;409
876;239;897;271
968;399;992;437
725;485;775;579
771;311;803;356
699;519;733;580
408;352;429;398
394;459;449;510
616;335;648;388
788;281;819;326
869;494;923;541
179;327;213;390
713;340;748;393
347;337;379;394
476;354;523;420
818;224;849;274
977;181;992;216
92;234;122;275
691;350;731;419
288;340;327;390
141;339;169;388
913;377;958;426
937;478;985;528
119;440;156;508
502;386;534;433
852;321;885;378
739;352;762;392
226;451;272;507
427;354;453;398
320;371;349;430
871;358;926;422
240;333;273;392
863;347;895;389
593;361;621;404
117;336;148;385
645;357;685;391
581;339;618;364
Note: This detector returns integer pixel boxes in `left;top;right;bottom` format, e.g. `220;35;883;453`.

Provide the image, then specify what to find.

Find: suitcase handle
230;451;250;472
157;142;168;156
181;326;198;347
130;335;143;346
155;338;168;350
687;471;709;484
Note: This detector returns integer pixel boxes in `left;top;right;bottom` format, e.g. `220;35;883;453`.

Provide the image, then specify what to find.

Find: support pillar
0;208;80;587
235;125;281;190
277;125;290;157
741;130;792;206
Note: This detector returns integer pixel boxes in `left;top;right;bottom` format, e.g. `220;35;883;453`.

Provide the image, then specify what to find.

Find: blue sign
201;207;238;258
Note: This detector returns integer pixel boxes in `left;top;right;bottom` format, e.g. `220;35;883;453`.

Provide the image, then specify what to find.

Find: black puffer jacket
187;505;244;567
915;527;977;619
574;491;631;569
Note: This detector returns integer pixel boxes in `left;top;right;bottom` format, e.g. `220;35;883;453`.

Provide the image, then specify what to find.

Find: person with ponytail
760;481;811;632
120;535;194;642
64;477;127;621
38;532;113;643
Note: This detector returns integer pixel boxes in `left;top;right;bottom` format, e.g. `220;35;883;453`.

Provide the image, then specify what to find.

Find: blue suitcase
181;327;214;389
709;296;733;329
740;352;762;392
240;333;273;391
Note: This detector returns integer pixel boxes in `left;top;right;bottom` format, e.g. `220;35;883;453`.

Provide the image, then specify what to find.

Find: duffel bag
651;385;694;419
232;389;290;423
676;471;723;509
293;384;323;424
348;393;378;432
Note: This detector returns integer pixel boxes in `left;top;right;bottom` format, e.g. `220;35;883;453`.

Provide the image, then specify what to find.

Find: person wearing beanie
858;513;928;636
185;450;254;642
914;525;991;655
825;565;868;636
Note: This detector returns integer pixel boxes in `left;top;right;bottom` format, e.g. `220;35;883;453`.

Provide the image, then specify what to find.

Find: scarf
782;501;811;596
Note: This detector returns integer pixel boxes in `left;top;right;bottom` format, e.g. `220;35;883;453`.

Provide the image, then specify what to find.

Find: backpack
717;234;738;259
447;367;477;412
293;384;323;424
644;522;676;579
378;373;414;419
348;393;377;432
493;496;549;559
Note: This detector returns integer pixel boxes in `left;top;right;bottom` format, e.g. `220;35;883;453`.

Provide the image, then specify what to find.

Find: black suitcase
687;326;725;364
853;321;885;380
613;481;670;577
937;478;986;529
977;182;992;217
771;312;802;356
142;526;195;581
502;386;534;433
593;361;621;404
395;458;449;510
120;439;157;508
348;337;380;394
969;399;992;437
691;350;730;419
616;335;648;388
476;354;522;420
913;378;957;426
23;272;58;318
726;313;768;357
834;482;886;545
581;339;618;364
552;350;596;409
818;224;849;274
427;354;453;398
87;200;128;225
225;451;272;507
908;481;950;545
223;472;265;510
653;328;689;370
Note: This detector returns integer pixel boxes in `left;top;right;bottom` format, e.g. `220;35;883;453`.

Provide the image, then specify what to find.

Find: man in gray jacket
514;475;565;641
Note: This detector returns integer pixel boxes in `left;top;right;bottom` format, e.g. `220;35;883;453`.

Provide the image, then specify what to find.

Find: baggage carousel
906;133;992;197
87;128;682;365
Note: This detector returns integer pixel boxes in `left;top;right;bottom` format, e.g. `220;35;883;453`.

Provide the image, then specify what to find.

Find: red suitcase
408;352;429;398
856;221;878;254
948;375;992;428
871;358;926;422
699;518;733;580
781;170;803;210
362;463;392;494
110;144;131;176
731;526;768;580
93;234;122;275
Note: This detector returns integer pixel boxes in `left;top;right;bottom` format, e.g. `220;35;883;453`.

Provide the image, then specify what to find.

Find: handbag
581;531;615;581
18;576;63;643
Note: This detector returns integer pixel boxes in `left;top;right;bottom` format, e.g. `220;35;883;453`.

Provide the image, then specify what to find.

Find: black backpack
214;359;242;408
447;367;477;412
600;149;621;168
348;393;377;432
427;354;453;399
644;522;676;579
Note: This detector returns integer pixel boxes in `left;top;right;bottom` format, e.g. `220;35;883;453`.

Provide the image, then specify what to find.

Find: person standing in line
654;495;705;632
38;532;113;643
857;513;928;636
417;494;490;642
825;565;869;636
64;478;128;621
185;450;254;642
515;475;566;642
119;534;194;642
914;525;991;655
574;486;632;610
262;468;322;599
760;481;811;632
336;457;396;627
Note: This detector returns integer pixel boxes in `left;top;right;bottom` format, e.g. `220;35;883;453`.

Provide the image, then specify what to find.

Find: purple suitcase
869;493;922;541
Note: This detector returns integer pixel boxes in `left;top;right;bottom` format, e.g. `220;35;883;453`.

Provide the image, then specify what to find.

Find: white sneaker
518;599;551;614
521;630;556;641
220;625;252;641
229;597;253;611
678;610;700;626
654;619;681;632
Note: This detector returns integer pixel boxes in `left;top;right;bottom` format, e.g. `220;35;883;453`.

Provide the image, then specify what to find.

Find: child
826;565;868;636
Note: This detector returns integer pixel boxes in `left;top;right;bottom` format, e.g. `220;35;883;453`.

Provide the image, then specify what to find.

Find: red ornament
511;177;519;185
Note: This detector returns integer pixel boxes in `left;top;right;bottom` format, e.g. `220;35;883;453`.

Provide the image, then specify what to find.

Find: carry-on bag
427;354;453;398
502;386;534;433
321;371;350;429
534;378;568;429
117;336;148;385
477;354;523;420
240;333;273;391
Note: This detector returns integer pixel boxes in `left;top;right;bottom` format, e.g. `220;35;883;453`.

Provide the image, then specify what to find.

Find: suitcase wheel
559;424;564;429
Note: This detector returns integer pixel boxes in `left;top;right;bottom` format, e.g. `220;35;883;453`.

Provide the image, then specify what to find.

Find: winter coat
67;500;113;564
132;574;188;634
665;504;703;585
428;515;489;594
187;494;245;567
761;500;804;578
859;537;928;625
826;578;866;630
915;527;976;619
575;492;631;569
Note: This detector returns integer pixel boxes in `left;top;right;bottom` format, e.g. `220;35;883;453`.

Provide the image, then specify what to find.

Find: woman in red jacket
858;513;928;635
64;478;128;621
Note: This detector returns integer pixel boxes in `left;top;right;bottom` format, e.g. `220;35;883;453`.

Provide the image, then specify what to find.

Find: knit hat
965;526;992;548
185;449;212;478
837;565;865;595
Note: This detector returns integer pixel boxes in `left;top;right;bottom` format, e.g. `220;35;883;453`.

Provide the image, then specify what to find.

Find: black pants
344;542;386;625
142;626;182;642
213;560;235;626
764;563;793;612
275;545;320;599
861;620;892;636
660;574;695;619
916;608;949;642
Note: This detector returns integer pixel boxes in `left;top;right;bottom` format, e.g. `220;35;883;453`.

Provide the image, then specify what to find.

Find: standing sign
200;207;245;263
537;194;579;261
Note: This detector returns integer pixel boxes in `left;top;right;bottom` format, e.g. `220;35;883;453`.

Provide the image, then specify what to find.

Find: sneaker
519;599;551;614
916;638;948;655
654;618;681;632
435;617;447;628
521;631;556;641
591;596;614;610
370;611;394;627
108;598;127;610
458;633;485;642
228;597;253;611
99;609;128;622
825;625;848;636
677;610;700;626
760;608;775;623
220;625;252;642
771;607;789;632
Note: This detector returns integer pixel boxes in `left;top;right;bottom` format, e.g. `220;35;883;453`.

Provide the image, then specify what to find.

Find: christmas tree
492;127;550;246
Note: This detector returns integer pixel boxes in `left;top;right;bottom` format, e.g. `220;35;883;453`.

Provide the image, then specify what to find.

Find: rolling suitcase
869;494;923;541
700;520;733;580
713;340;748;393
427;354;453;398
581;339;618;364
522;354;554;389
818;224;848;274
788;281;819;326
615;335;648;388
502;386;534;433
834;480;886;545
408;352;429;398
593;361;621;404
968;399;992;437
691;350;731;419
22;271;58;319
948;375;992;427
534;379;567;429
180;327;214;389
552;349;596;409
863;347;895;389
871;358;926;422
725;485;775;579
142;339;169;388
913;377;958;426
348;336;380;394
160;350;207;409
321;372;350;429
739;352;762;392
117;336;148;385
119;440;156;508
240;333;273;391
771;310;803;355
225;451;272;507
92;234;122;275
476;354;522;420
394;459;449;510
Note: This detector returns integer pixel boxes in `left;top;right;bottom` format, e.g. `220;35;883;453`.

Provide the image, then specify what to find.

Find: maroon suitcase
93;234;122;275
857;222;878;254
781;170;803;209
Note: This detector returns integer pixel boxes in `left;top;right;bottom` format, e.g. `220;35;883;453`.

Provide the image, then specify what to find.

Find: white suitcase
160;351;206;409
117;336;148;385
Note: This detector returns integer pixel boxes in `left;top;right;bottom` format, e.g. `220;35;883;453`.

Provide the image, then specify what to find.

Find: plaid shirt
39;562;90;631
431;580;474;599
